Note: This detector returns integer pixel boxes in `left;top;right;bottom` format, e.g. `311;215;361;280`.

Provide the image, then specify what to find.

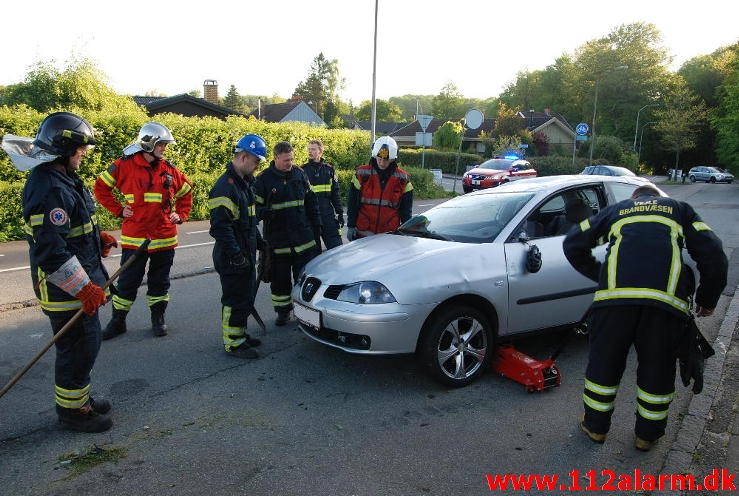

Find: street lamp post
370;0;379;144
588;65;628;166
633;104;658;151
638;121;656;162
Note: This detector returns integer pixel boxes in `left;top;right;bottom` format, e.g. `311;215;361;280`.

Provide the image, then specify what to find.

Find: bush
398;149;482;175
0;105;375;240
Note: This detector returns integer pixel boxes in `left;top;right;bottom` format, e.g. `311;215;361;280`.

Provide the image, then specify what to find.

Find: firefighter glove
230;253;249;269
75;282;107;316
347;227;357;241
336;213;345;228
100;231;118;258
678;317;715;394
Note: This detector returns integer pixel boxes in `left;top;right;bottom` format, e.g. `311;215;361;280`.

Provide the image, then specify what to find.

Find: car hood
302;233;503;305
305;233;457;283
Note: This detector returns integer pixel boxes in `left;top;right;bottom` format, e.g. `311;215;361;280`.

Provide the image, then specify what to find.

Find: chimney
544;107;551;116
203;79;218;104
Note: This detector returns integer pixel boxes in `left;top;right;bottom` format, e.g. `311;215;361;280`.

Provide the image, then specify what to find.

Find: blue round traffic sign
576;123;589;136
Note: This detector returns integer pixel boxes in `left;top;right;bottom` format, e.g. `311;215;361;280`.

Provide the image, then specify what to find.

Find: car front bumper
291;288;433;354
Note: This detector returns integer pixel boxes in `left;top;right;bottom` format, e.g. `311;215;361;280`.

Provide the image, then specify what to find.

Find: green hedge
0;105;449;241
398;148;483;174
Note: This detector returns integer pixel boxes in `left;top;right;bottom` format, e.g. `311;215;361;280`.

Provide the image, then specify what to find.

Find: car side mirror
526;244;542;273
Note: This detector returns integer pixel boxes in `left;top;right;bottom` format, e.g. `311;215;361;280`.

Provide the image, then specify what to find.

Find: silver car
292;176;666;387
688;166;734;184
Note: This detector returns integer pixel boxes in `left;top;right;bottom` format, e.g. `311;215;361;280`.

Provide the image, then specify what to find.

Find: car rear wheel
689;175;696;183
419;305;493;387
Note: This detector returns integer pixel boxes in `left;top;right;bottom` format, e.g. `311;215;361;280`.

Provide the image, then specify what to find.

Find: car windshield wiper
402;229;451;241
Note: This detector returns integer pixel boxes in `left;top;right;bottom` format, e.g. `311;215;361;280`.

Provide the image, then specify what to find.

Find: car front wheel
419;305;494;387
710;176;716;183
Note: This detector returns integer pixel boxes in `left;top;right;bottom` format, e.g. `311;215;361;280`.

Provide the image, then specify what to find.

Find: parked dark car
462;157;536;193
688;166;734;184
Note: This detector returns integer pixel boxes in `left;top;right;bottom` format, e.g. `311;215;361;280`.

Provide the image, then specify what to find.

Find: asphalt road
0;181;736;496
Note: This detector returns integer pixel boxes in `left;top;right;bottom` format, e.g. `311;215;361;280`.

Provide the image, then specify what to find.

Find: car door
503;185;606;335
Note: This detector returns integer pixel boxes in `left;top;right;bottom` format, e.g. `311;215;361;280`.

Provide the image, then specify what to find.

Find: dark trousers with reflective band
270;248;317;313
317;212;342;251
48;310;102;411
112;248;175;310
583;305;684;441
217;268;257;350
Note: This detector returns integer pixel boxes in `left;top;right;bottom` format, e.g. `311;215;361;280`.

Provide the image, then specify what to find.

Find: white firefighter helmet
371;136;398;160
123;122;176;155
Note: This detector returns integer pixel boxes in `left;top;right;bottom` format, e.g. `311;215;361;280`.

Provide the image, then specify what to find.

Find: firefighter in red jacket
3;112;113;432
94;122;193;339
346;136;413;241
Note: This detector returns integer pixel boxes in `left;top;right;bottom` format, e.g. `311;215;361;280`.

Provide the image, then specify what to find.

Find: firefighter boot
57;404;113;433
151;302;168;337
275;308;291;327
102;309;128;340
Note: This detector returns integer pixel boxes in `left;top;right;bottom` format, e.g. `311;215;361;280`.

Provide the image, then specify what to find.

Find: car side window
524;187;599;238
608;182;638;203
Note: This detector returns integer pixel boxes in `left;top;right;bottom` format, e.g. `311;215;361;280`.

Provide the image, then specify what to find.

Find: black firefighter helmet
33;111;96;157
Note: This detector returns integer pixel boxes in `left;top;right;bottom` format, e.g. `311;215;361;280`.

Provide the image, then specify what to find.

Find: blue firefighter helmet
235;134;267;161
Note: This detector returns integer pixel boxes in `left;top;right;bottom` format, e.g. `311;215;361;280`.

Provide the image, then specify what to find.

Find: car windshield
477;159;514;171
396;191;535;243
706;167;722;173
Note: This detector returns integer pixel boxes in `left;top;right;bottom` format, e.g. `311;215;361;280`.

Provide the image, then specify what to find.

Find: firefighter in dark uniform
208;134;267;359
254;141;321;326
346;136;413;241
2;112;115;432
563;184;727;451
301;139;344;250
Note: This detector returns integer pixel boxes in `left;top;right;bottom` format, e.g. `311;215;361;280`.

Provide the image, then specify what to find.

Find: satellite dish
464;109;484;130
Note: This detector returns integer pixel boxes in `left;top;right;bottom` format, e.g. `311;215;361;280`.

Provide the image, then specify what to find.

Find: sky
3;0;737;107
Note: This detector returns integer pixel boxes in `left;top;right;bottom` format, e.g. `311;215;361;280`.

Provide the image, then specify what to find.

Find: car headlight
337;281;397;304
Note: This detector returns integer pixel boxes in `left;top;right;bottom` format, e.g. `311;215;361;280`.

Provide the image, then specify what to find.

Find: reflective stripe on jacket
563;193;727;316
351;161;413;235
94;153;192;252
254;163;320;252
22;164;109;312
208;163;260;273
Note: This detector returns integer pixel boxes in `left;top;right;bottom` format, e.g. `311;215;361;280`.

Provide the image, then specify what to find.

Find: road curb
659;281;739;484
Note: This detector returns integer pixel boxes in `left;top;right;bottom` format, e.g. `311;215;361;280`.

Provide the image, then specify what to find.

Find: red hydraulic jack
492;328;580;392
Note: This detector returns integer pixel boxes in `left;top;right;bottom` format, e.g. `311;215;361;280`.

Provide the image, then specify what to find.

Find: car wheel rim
435;315;487;381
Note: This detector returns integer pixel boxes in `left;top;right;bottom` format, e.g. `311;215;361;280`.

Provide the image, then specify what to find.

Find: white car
292;175;666;387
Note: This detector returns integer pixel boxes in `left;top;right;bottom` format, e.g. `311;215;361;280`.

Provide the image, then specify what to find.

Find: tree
389;95;433;121
292;53;344;119
355;99;403;122
493;103;524;137
222;85;248;113
432;83;465;121
432;121;464;151
653;81;709;169
0;57;140;113
712;43;739;172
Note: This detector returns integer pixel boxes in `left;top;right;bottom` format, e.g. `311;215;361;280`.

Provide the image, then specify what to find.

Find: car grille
467;173;488;180
300;324;371;350
300;277;321;302
323;284;343;300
